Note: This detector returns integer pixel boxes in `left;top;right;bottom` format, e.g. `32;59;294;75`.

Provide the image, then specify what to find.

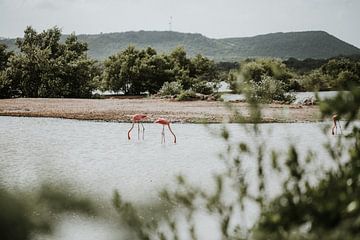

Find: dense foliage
228;57;360;98
102;46;220;95
158;81;183;96
0;27;99;98
284;55;360;74
0;44;13;71
229;59;296;103
0;44;14;97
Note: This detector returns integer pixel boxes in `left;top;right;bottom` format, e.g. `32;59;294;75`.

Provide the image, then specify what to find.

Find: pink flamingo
155;118;177;144
128;114;147;140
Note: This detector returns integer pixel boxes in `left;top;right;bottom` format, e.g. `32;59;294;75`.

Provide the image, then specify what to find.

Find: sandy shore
0;98;321;123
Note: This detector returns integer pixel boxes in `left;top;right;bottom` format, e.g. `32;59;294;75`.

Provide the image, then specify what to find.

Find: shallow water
0;116;337;198
0;116;347;239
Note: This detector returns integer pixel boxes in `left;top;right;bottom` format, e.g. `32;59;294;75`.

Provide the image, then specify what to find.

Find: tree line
1;26;360;100
0;27;219;99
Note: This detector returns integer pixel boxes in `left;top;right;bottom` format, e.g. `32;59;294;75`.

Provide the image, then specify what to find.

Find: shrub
228;71;240;93
230;59;296;94
191;81;214;95
336;70;358;89
299;70;331;91
240;58;293;84
158;81;183;96
176;89;197;101
249;76;295;103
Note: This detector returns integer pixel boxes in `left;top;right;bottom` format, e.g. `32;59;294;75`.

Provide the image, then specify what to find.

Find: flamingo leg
335;121;338;135
141;122;145;140
161;125;165;144
128;122;135;140
137;122;140;140
331;120;336;135
168;124;176;144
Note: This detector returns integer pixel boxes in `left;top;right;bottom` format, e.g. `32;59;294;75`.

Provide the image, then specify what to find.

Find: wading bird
331;114;343;135
128;114;147;140
155;118;177;144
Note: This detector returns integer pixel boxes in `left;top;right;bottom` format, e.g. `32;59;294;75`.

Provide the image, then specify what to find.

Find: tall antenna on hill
169;16;173;31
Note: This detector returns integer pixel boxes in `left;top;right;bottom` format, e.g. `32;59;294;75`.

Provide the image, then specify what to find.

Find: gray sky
0;0;359;47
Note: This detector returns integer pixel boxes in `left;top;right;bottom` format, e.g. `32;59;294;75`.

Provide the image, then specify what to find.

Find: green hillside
2;30;360;61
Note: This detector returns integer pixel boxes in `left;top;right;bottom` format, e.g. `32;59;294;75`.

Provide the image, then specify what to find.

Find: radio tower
169;16;173;31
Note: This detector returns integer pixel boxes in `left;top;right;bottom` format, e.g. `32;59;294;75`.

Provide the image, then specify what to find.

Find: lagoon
0;116;339;201
0;116;347;239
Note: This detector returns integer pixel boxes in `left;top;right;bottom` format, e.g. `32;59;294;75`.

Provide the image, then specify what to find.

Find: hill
1;30;360;61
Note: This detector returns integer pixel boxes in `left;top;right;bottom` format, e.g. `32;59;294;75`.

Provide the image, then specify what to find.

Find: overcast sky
0;0;359;47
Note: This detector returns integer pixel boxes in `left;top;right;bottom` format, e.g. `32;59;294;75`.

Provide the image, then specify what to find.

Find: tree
320;58;360;89
0;44;14;98
140;51;173;94
167;49;220;93
103;46;221;95
189;54;220;94
0;71;13;98
103;46;173;95
6;26;98;98
0;44;13;71
103;46;143;95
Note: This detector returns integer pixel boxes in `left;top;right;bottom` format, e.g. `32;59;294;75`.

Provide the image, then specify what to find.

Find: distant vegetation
102;45;219;96
2;30;360;61
228;56;360;102
1;27;360;101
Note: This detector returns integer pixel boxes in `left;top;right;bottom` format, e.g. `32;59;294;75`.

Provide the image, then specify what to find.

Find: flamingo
128;114;147;140
155;118;177;144
331;114;342;135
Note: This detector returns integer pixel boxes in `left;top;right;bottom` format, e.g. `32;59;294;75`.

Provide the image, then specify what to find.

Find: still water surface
0;116;344;239
0;116;336;198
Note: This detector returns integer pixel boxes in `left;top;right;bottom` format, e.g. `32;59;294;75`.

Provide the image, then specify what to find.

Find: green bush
158;81;183;96
249;76;295;103
228;71;239;93
299;70;332;91
240;58;293;84
335;70;358;89
176;89;197;101
230;58;296;95
191;80;214;95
